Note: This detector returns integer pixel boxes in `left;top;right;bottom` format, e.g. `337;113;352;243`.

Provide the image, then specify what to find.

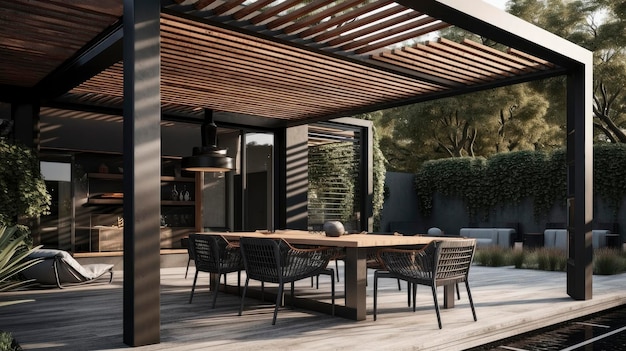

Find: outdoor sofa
459;228;516;248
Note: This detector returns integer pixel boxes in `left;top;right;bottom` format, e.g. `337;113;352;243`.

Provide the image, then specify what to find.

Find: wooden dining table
202;230;462;321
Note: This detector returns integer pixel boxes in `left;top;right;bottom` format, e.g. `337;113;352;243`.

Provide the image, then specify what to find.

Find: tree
509;0;626;143
375;82;560;172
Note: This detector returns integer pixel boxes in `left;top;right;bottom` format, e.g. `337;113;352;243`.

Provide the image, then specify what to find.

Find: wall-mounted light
181;109;233;172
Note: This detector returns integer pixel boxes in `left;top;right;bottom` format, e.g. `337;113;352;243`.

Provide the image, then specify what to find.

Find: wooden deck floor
1;263;625;351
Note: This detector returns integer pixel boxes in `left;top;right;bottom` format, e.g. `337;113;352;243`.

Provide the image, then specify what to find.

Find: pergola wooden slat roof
0;0;571;127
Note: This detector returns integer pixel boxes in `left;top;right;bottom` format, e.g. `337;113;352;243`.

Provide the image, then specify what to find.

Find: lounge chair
20;249;114;288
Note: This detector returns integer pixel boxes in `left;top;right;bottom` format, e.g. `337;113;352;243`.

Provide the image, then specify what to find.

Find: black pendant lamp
181;109;234;172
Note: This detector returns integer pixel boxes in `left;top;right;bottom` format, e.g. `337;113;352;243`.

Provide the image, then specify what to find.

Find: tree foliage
377;83;562;172
509;0;626;143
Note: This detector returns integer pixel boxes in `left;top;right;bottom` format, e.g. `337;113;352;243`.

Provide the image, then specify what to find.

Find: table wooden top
200;230;461;248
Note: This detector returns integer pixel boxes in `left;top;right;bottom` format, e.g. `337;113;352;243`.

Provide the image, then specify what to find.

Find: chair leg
407;281;411;307
431;285;442;329
184;258;191;279
237;270;242;295
290;281;295;307
373;271;379;321
239;277;250;317
335;259;340;282
189;270;200;303
412;283;417;312
330;268;335;317
397;278;401;291
465;280;477;322
211;273;220;309
456;282;460;300
273;283;284;325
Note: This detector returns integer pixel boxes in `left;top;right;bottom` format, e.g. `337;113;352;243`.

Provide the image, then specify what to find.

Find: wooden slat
326;10;423;48
382;49;488;84
437;38;526;75
231;0;275;20
161;15;435;93
462;39;540;69
508;47;557;69
373;54;477;85
248;0;305;25
355;21;450;54
423;40;519;79
265;0;334;30
0;0;121;87
282;0;368;35
403;43;507;80
313;4;407;43
210;0;247;15
298;0;395;40
339;16;445;53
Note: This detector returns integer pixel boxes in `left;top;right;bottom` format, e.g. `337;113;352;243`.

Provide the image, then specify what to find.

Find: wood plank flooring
1;263;625;350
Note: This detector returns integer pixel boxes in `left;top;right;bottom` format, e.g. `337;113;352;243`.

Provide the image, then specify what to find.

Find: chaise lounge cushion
21;249;114;288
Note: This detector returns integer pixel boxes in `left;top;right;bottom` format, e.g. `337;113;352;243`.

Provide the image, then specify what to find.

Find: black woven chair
238;237;337;325
373;239;477;329
188;233;244;308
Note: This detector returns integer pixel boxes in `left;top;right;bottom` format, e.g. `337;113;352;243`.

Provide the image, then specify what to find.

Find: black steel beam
34;21;123;100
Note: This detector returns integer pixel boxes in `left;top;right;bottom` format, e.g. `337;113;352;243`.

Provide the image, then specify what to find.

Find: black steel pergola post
566;61;594;300
122;0;162;346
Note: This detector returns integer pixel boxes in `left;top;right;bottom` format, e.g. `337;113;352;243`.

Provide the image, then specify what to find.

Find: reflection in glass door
235;132;273;231
39;160;73;250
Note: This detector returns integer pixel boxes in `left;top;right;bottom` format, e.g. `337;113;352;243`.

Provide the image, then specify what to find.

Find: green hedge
415;144;626;220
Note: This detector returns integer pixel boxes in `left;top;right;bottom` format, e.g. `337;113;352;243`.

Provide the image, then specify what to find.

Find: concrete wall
380;172;626;242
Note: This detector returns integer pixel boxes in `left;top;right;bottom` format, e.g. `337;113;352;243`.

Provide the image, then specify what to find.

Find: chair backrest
239;237;283;284
189;233;243;274
434;239;476;283
188;234;221;273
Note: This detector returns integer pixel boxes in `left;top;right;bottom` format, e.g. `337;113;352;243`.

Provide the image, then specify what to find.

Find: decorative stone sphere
323;221;345;237
427;227;443;236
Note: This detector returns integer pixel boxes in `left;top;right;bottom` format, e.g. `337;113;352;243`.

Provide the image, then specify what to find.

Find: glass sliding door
39;158;74;250
234;132;274;231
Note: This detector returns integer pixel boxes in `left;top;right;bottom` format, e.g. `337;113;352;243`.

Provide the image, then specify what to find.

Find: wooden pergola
0;0;592;346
